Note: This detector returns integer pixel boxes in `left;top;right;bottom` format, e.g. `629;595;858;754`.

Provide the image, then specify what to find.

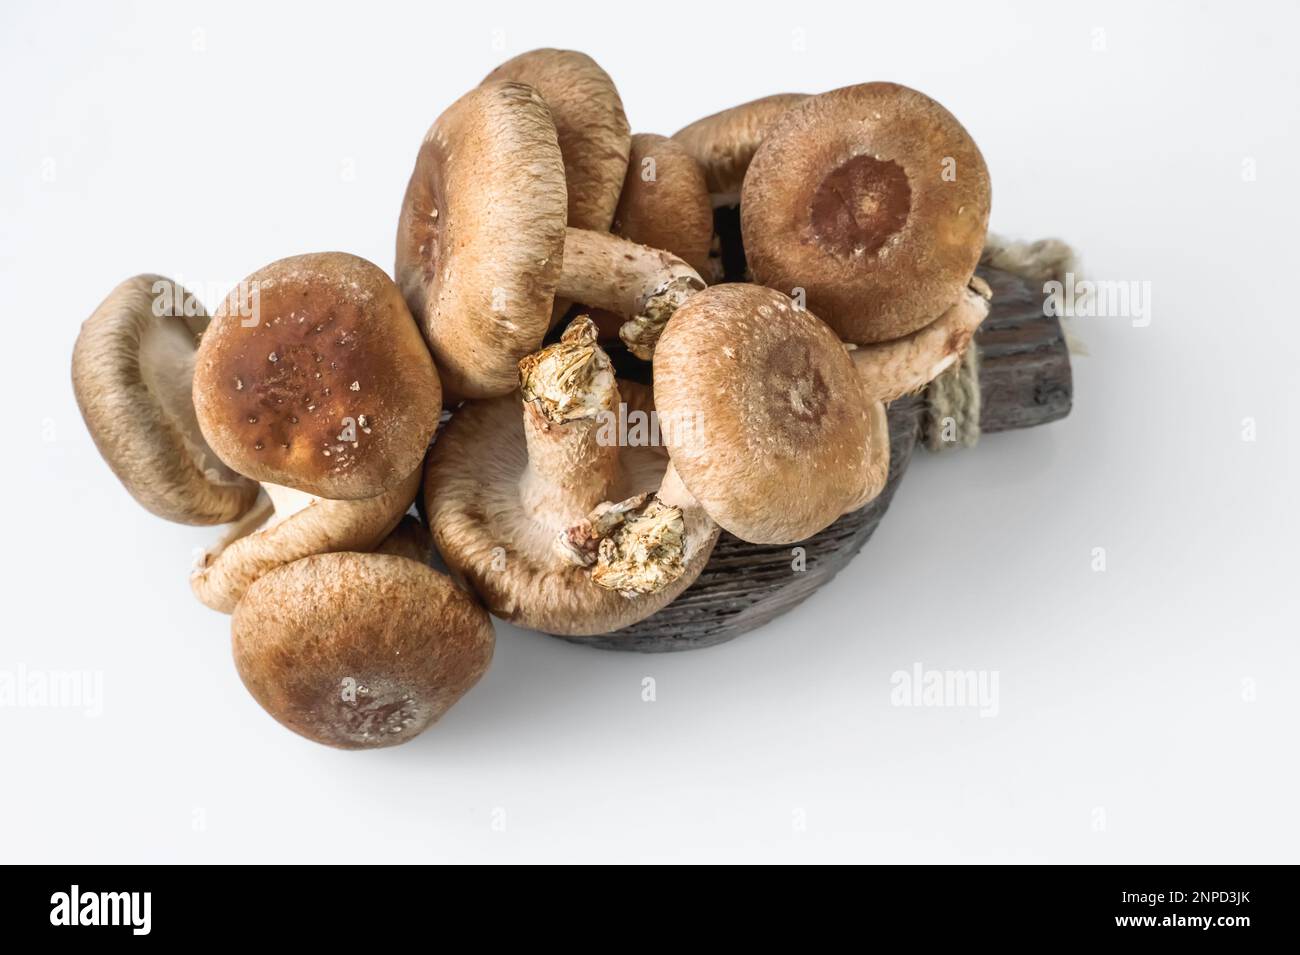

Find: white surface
3;0;1297;864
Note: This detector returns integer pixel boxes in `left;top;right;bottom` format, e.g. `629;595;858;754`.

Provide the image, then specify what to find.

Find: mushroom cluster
72;50;996;749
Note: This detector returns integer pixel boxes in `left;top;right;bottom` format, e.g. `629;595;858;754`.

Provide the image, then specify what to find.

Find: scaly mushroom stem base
555;227;704;361
848;276;992;404
619;275;700;360
556;464;713;597
518;316;621;518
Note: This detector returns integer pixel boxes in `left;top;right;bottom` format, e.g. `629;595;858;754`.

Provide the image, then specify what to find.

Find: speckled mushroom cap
653;284;879;544
612;133;714;278
424;381;717;635
72;275;259;524
191;465;421;613
233;552;494;750
673;93;808;200
193;252;440;500
482;48;631;232
396;81;568;399
741;83;991;345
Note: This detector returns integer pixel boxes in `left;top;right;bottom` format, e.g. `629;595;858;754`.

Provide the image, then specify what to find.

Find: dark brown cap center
809;155;912;259
765;340;831;435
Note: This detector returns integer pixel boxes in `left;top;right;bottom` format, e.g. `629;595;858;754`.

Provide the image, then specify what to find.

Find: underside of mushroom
424;317;718;634
72;274;259;525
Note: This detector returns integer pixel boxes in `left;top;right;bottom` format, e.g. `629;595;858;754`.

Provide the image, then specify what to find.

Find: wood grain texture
553;263;1073;652
970;265;1073;434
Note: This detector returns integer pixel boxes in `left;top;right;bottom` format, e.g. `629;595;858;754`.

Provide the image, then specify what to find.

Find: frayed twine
923;343;981;452
981;233;1088;356
924;234;1083;452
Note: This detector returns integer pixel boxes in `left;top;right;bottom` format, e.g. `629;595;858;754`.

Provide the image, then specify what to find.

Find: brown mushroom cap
72;275;260;524
396;81;568;399
673;93;808;200
742;83;991;345
482;48;630;232
653;283;879;544
424;380;716;635
611;133;714;278
193;252;439;500
191;466;420;613
396;82;702;395
233;551;494;749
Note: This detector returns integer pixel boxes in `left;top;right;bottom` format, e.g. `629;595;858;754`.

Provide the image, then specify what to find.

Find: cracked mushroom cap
673;93;808;200
191;466;421;613
482;48;630;232
72;275;260;524
423;380;716;635
233;551;494;749
193;252;440;500
741;83;991;345
611;133;714;278
654;283;880;544
396;81;568;399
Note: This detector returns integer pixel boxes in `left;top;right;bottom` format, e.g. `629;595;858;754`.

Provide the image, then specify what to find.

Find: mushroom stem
848;277;992;404
193;482;320;577
556;228;704;360
555;463;716;598
190;470;420;614
517;316;622;518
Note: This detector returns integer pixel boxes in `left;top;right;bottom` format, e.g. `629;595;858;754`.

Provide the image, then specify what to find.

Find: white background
2;0;1297;863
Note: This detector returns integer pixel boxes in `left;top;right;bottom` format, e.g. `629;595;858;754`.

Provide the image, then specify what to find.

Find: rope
923;342;981;451
923;234;1082;451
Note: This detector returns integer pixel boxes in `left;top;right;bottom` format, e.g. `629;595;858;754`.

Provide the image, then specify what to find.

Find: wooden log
971;265;1072;434
554;264;1072;652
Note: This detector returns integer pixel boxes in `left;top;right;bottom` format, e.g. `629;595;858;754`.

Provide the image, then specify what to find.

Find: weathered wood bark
971;266;1073;434
555;264;1072;652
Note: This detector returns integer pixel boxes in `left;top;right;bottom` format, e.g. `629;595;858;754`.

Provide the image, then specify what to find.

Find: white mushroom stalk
521;316;704;598
517;315;621;517
555;228;704;360
190;470;419;614
847;276;992;403
422;315;720;635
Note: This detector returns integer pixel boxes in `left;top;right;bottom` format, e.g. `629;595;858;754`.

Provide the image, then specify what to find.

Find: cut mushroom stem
423;328;719;635
555;228;704;360
517;316;621;516
555;464;706;597
848;276;992;404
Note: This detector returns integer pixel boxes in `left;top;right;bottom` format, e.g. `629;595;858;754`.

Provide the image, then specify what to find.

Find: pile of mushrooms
72;50;993;749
